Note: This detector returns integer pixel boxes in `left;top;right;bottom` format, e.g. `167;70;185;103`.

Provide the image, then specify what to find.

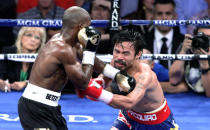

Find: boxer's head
61;6;91;45
112;30;146;70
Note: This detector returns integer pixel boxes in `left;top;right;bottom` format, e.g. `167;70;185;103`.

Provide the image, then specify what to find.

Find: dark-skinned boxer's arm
70;26;101;90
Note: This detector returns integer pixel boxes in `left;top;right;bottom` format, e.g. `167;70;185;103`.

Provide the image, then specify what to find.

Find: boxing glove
78;26;101;52
76;78;113;104
75;78;105;98
76;78;106;101
110;80;135;96
91;78;105;88
115;70;136;94
103;64;136;94
78;26;101;65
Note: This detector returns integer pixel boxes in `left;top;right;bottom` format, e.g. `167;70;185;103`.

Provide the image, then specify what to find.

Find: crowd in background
0;0;209;97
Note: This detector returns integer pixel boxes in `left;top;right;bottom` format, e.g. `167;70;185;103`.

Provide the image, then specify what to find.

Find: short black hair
154;0;176;7
112;29;146;55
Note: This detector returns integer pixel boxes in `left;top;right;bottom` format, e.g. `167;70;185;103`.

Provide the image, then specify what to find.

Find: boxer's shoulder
131;61;151;75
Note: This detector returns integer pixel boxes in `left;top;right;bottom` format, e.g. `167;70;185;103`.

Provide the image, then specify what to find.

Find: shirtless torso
18;7;136;130
29;34;84;92
18;6;108;130
106;59;165;113
127;61;165;113
102;30;179;130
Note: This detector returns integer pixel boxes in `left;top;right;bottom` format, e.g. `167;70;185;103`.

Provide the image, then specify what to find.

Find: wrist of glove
82;51;96;65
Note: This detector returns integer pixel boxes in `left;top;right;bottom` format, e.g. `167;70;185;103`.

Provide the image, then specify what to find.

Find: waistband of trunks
22;82;61;107
127;99;171;125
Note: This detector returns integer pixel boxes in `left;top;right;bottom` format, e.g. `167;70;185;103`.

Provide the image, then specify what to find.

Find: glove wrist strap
103;64;120;80
98;89;113;104
82;51;95;65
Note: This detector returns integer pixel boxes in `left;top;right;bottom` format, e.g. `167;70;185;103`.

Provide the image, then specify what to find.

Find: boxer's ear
135;51;142;60
78;23;84;30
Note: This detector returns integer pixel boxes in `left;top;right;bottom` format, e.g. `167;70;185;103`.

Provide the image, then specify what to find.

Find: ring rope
0;19;209;27
0;19;209;62
1;54;209;63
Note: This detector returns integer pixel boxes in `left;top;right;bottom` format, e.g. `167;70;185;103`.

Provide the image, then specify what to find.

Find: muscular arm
60;46;94;90
93;57;106;74
108;67;152;110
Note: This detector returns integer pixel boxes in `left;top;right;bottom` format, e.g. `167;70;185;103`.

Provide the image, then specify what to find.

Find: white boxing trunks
22;82;61;107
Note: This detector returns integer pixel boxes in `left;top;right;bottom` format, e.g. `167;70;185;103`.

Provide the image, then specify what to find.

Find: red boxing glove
92;78;105;88
86;96;98;101
84;78;104;99
86;78;106;101
75;78;104;98
77;78;113;104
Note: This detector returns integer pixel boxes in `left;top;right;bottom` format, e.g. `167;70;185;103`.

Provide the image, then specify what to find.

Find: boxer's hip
22;82;61;107
126;99;171;125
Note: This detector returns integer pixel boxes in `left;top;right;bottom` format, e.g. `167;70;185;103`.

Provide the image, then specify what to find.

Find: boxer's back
29;35;72;92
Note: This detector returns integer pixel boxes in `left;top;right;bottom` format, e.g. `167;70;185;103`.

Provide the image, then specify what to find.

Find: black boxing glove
103;64;136;94
110;81;128;95
114;70;136;95
78;26;101;52
78;26;101;65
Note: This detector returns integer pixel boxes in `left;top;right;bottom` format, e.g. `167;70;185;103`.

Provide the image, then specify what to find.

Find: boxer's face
113;41;136;70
